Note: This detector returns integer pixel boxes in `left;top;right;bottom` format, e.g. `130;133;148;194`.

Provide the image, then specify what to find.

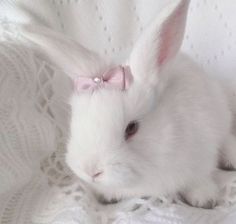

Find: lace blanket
0;0;236;223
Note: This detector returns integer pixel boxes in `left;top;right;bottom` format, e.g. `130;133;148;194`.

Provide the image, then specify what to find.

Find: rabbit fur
21;0;236;208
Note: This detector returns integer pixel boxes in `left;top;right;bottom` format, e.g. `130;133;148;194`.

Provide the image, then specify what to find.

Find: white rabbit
21;0;236;208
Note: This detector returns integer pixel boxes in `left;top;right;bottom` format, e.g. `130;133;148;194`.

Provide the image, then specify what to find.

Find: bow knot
74;65;133;93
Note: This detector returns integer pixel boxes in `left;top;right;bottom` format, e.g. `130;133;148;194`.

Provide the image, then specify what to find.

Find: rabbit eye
125;121;139;140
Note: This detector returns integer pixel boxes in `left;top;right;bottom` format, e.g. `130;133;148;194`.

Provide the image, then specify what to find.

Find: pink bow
74;65;133;93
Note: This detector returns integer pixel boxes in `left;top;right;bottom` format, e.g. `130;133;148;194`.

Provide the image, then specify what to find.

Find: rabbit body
21;0;236;208
67;53;232;208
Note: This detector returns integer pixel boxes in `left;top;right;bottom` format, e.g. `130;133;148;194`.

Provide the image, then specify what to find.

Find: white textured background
0;0;236;77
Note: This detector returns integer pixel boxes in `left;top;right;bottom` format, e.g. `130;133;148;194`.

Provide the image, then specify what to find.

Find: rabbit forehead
68;84;156;153
69;90;128;150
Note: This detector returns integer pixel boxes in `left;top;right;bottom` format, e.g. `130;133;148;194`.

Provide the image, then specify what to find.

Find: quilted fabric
0;0;236;223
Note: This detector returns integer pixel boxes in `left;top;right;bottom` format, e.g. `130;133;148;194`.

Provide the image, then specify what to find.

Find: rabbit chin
92;177;172;202
91;180;146;202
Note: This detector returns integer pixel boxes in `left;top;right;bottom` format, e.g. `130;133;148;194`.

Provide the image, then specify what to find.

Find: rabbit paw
181;181;218;209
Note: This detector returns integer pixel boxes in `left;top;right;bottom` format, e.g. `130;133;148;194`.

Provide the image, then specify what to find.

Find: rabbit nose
85;165;104;180
92;171;103;179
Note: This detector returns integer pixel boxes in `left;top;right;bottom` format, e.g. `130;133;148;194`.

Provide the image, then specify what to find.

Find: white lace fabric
0;1;236;223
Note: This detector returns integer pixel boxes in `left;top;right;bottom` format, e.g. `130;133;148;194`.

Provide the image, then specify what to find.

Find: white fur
21;0;236;208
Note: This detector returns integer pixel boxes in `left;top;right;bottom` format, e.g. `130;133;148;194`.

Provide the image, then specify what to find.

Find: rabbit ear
20;25;105;80
129;0;190;86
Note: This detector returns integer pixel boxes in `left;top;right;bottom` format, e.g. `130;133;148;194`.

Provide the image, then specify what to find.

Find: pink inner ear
157;1;187;67
158;25;173;66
